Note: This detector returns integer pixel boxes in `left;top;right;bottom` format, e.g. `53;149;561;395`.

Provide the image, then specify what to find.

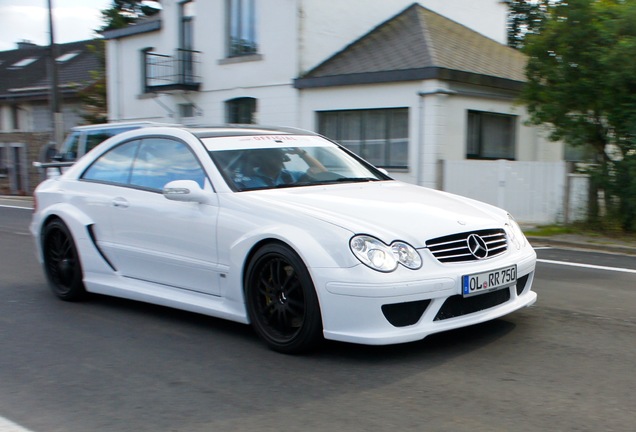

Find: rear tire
42;219;86;301
245;243;323;354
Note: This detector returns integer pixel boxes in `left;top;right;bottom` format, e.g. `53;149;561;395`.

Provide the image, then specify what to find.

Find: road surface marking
0;416;35;432
537;259;636;274
0;205;33;210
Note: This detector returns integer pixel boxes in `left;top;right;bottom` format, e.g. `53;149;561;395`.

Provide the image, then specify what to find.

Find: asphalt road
1;205;635;432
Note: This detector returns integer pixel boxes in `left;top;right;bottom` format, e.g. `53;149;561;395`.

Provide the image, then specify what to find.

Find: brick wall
0;132;54;195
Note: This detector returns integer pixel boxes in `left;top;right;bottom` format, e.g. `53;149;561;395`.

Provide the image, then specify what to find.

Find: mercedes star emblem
467;234;488;259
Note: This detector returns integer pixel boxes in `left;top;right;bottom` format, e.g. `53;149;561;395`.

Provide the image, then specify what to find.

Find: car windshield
206;135;389;191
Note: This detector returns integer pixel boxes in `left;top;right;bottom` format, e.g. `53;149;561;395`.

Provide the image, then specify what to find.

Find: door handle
112;197;129;208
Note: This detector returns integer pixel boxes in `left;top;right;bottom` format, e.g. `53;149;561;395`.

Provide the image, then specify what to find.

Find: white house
103;0;572;223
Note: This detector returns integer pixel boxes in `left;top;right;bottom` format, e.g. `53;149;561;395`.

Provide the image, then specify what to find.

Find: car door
82;137;222;295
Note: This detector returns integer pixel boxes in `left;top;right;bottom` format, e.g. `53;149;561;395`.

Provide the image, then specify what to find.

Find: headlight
506;213;527;249
350;235;422;272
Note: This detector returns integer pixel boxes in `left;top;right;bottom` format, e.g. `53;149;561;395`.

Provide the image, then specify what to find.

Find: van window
61;133;81;161
85;127;136;155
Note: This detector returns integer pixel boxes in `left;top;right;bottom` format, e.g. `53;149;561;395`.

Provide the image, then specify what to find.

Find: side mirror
163;180;212;204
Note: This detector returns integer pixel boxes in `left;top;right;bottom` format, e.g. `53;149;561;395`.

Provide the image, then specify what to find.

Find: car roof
185;124;319;139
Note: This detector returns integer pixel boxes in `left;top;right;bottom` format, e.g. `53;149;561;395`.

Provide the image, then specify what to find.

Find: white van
54;121;175;162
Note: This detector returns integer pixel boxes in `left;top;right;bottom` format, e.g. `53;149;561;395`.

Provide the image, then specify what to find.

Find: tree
507;0;552;49
99;0;160;32
520;0;636;231
77;40;107;125
76;2;161;125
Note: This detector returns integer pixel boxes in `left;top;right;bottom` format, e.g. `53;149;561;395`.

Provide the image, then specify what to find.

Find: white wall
298;81;422;181
106;37;168;122
107;0;302;124
441;91;563;162
299;80;562;189
107;0;511;125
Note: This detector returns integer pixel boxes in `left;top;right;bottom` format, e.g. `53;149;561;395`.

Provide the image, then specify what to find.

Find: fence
440;159;588;225
0;132;52;195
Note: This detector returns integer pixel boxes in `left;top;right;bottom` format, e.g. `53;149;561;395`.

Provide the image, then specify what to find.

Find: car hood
242;181;508;248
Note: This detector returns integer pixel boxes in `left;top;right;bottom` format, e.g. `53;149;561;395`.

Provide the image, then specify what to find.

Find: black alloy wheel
42;219;86;301
245;243;322;354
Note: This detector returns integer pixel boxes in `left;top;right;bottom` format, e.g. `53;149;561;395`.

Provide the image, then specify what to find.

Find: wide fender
32;202;98;269
235;223;356;270
219;217;358;305
36;202;95;239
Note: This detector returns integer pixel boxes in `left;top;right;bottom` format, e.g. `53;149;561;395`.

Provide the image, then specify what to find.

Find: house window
226;97;256;124
181;1;195;50
179;103;196;119
11;105;20;130
9;57;38;69
56;51;80;63
467;110;516;160
318;108;409;169
227;0;257;57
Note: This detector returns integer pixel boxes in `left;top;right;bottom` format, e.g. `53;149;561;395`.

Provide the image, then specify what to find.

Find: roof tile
0;40;102;100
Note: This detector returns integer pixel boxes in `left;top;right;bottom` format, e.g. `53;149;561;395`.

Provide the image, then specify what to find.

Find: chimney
17;40;38;50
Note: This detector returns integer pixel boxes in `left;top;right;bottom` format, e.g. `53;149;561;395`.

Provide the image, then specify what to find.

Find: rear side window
82;140;140;185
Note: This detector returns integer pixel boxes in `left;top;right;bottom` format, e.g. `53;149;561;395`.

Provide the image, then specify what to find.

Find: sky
0;0;112;51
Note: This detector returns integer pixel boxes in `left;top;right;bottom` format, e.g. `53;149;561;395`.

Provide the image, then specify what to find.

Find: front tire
245;243;323;354
42;219;86;301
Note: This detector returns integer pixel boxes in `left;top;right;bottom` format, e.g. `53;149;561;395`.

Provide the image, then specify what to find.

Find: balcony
144;49;201;93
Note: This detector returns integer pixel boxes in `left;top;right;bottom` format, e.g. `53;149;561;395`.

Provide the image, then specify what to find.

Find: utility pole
47;0;64;148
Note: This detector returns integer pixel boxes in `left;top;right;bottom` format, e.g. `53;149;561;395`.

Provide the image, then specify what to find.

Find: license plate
462;265;517;297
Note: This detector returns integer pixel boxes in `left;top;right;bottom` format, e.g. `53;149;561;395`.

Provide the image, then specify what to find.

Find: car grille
434;288;511;321
426;229;507;263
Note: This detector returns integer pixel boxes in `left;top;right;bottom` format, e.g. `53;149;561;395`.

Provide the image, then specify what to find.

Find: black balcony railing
144;49;201;92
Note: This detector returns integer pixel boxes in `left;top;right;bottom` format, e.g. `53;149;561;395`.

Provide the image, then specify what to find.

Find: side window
82;140;140;185
129;138;206;190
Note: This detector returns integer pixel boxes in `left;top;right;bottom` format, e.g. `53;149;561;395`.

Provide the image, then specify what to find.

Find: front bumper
311;247;537;345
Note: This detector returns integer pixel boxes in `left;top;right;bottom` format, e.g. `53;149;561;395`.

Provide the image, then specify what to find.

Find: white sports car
31;125;537;353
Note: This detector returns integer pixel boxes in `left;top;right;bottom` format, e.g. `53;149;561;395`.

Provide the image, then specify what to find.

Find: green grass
523;223;636;245
523;225;576;237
